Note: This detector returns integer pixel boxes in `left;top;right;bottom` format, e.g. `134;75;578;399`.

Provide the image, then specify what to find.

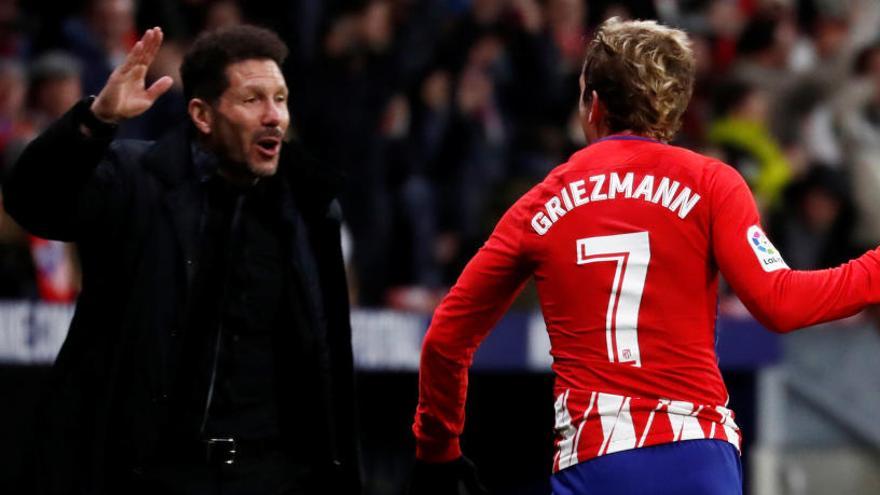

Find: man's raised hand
90;27;174;124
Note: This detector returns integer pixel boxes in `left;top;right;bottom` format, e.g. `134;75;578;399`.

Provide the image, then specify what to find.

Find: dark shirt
176;146;290;442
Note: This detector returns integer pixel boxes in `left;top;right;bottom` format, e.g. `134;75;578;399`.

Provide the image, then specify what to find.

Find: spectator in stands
709;78;792;211
833;40;880;250
0;0;31;59
300;1;403;305
61;0;136;95
769;165;858;270
0;58;30;159
204;0;242;32
401;69;452;291
504;0;581;179
25;51;82;127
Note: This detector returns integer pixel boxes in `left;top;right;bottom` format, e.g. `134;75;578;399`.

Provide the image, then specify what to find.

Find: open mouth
255;137;281;157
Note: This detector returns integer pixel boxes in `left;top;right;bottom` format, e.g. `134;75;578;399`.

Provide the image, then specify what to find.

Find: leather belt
173;436;284;466
205;437;236;466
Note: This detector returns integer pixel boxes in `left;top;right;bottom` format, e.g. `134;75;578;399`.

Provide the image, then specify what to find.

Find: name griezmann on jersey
531;172;702;235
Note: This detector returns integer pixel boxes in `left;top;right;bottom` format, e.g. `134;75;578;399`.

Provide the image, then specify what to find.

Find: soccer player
410;17;880;495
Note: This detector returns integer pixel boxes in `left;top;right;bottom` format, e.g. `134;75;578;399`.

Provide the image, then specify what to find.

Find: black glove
407;456;489;495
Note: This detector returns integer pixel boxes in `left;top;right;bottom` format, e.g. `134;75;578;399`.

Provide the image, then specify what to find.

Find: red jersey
413;136;880;472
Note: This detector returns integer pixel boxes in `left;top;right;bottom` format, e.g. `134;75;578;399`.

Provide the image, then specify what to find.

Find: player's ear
188;98;213;135
589;90;603;127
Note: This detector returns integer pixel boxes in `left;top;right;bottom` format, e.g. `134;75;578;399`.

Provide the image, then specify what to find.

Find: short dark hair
180;25;288;102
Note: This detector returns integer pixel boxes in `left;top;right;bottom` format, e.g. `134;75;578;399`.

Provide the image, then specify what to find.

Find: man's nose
262;100;284;127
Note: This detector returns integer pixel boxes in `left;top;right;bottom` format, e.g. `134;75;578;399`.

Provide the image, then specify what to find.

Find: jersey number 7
576;231;650;367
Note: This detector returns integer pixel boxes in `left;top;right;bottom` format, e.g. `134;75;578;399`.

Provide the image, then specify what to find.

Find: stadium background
1;0;879;493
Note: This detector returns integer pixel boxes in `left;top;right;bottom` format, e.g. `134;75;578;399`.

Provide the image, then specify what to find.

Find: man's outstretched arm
3;27;172;240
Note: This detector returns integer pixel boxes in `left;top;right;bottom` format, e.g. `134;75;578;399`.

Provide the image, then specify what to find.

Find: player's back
514;136;741;469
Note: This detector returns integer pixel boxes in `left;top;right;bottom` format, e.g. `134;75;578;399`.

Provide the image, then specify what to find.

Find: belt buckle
205;437;237;466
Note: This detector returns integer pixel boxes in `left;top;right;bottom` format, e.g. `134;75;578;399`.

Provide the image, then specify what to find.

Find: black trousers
126;450;319;495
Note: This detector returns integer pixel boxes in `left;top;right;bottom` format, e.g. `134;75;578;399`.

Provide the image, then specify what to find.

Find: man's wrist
78;96;119;138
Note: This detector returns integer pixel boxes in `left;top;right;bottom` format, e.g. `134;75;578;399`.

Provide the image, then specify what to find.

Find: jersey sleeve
413;202;533;462
711;165;880;332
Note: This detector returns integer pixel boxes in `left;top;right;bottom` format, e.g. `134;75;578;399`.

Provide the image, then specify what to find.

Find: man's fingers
121;27;162;72
92;27;169;122
135;29;155;66
145;76;174;101
142;27;164;65
119;40;144;73
147;27;165;64
148;28;164;59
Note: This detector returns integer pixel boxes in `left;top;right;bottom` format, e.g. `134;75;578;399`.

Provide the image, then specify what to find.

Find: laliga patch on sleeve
747;225;789;272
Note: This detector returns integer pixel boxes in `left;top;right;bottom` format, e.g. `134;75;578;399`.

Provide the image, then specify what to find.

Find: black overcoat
3;98;361;494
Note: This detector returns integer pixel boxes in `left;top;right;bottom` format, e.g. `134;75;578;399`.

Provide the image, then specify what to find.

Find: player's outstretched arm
712;166;880;332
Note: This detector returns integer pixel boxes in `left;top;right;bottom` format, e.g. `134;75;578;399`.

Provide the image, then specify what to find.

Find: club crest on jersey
747;225;788;272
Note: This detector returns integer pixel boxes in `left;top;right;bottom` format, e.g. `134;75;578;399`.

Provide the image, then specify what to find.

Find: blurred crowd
1;0;880;309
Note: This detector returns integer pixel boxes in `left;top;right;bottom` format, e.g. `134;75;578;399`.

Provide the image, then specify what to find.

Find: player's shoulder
653;142;746;189
685;147;747;190
652;141;723;170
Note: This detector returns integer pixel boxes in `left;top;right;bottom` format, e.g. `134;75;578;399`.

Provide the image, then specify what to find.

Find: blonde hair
582;17;695;141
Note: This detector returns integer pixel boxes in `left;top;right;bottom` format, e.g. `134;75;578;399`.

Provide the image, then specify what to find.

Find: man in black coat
4;25;360;495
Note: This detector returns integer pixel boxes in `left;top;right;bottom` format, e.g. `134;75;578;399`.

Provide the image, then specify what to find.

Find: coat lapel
276;139;343;344
163;185;203;286
281;137;343;221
